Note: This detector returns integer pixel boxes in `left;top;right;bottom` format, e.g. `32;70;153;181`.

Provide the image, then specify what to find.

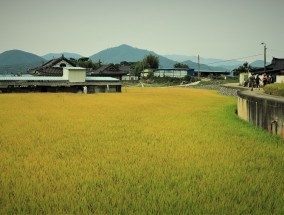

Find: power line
195;53;265;73
207;53;263;65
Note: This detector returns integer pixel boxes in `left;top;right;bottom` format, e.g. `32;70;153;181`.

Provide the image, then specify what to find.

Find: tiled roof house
28;55;76;76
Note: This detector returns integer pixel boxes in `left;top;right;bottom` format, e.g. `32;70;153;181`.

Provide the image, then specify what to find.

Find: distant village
0;46;283;93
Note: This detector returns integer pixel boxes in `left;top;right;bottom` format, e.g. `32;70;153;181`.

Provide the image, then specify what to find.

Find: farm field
0;87;283;214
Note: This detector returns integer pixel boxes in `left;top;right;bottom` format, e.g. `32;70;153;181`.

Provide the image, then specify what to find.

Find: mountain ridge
1;45;259;73
0;50;45;73
164;54;244;66
42;52;83;60
164;54;267;71
90;44;228;71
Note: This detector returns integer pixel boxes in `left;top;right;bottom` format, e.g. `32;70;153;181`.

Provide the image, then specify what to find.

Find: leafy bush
264;83;284;97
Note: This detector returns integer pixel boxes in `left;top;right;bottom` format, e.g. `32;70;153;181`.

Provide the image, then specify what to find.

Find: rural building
239;72;251;85
28;55;76;76
29;55;129;81
140;68;230;78
153;68;195;78
151;68;230;78
90;64;129;80
141;69;152;78
122;73;139;81
252;57;284;83
195;70;230;77
0;56;122;93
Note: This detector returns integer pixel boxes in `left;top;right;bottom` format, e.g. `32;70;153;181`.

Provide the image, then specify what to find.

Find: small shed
63;67;86;83
239;72;251;85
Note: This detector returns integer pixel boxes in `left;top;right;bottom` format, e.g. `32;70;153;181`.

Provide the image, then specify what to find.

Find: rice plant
0;88;283;214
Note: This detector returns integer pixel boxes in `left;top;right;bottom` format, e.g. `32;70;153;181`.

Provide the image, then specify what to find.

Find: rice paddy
0;87;283;214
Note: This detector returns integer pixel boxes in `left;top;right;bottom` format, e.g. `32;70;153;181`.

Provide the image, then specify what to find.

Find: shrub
263;83;284;97
183;75;192;82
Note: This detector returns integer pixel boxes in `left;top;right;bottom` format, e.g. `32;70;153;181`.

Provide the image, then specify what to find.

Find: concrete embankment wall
238;90;284;137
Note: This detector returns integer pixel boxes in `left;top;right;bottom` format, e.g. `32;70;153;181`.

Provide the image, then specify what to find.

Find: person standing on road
255;74;261;90
250;74;255;91
263;73;268;87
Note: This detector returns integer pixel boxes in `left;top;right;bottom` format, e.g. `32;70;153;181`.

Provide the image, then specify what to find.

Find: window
60;63;66;67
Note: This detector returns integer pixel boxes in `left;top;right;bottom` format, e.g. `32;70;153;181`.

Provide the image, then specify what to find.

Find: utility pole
198;55;200;78
141;58;144;87
261;42;266;73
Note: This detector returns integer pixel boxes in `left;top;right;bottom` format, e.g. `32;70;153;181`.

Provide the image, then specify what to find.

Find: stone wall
238;90;284;137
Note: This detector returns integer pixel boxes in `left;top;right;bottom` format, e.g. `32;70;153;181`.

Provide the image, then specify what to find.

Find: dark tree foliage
120;61;135;67
232;62;257;76
143;54;159;69
174;63;189;69
128;55;159;77
120;61;137;69
134;61;144;77
109;63;120;70
70;58;101;70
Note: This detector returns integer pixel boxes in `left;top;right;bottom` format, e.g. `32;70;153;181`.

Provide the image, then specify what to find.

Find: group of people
244;73;274;90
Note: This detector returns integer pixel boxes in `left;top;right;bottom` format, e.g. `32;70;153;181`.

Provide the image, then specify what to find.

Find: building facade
0;56;122;93
153;68;195;78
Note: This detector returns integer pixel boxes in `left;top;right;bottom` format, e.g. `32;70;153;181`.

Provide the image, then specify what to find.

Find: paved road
179;82;263;97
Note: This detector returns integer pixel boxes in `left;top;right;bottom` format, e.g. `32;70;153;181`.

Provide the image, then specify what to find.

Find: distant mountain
89;44;229;71
250;60;267;68
42;52;83;60
164;54;193;63
0;46;232;74
90;44;178;68
165;54;244;66
181;60;228;72
0;50;45;73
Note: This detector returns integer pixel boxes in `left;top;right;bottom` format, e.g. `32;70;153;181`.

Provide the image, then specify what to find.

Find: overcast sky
0;0;283;61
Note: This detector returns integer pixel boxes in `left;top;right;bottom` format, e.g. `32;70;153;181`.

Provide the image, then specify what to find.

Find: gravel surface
180;85;240;97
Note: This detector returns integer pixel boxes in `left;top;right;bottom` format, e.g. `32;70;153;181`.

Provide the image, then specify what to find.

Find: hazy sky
0;0;284;62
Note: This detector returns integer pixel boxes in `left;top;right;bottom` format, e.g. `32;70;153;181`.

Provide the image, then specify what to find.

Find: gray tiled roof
29;67;63;76
252;57;284;74
28;55;76;76
39;55;76;68
91;64;129;76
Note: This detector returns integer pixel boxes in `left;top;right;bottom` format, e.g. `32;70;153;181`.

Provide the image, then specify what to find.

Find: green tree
132;55;159;78
233;62;252;76
70;58;100;70
143;54;159;69
134;61;144;77
174;63;189;69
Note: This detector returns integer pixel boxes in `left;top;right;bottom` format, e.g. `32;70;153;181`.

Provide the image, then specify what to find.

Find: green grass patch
264;83;284;97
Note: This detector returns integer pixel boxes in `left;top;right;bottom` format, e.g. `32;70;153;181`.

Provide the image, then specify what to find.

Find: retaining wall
237;90;284;137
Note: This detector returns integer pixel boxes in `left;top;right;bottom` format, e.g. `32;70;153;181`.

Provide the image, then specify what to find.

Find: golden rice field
0;87;283;214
